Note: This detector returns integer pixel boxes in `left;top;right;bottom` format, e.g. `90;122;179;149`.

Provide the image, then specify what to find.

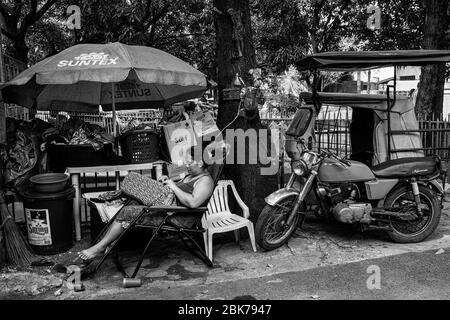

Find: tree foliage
66;0;215;71
344;0;425;51
1;0;216;71
0;0;59;63
1;0;449;117
253;0;358;74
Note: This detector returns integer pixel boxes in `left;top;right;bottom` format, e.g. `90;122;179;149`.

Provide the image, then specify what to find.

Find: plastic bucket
30;173;69;193
21;188;75;255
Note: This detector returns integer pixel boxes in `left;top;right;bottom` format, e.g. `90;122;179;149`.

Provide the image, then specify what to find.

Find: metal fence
261;107;450;161
10;109;163;134
7;103;450;164
416;116;450;161
260;107;351;159
6;100;450;227
2;54;26;82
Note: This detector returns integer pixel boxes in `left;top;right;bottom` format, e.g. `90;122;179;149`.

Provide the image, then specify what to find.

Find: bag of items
120;172;175;206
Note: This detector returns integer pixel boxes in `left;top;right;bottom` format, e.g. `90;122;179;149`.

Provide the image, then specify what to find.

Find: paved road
53;249;449;300
3;208;448;300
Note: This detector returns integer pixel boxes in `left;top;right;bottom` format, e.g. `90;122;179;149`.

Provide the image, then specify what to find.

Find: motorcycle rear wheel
384;185;441;243
255;196;303;251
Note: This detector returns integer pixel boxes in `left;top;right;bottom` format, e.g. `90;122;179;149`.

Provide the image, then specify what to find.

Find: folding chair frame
83;161;225;279
85;205;213;279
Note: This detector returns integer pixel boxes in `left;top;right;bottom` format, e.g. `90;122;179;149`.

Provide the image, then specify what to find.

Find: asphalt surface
54;249;450;300
3;203;449;300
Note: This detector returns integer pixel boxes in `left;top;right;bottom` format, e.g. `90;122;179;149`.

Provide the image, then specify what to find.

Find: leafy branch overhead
0;0;448;119
0;0;59;63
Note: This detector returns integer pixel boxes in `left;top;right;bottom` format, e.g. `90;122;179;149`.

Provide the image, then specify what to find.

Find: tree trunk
214;0;277;222
12;35;29;65
214;0;256;129
0;159;6;266
415;0;449;120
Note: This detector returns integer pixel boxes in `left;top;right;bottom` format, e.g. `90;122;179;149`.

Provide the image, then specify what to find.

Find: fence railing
261;107;450;162
9;109;164;135
8;105;450;162
416;118;450;160
2;54;26;82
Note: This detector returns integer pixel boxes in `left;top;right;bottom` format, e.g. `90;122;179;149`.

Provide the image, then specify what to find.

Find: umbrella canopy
1;42;207;112
296;50;450;71
34;72;206;112
300;92;411;113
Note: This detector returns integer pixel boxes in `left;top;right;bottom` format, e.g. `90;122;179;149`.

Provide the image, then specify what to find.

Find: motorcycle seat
371;157;438;178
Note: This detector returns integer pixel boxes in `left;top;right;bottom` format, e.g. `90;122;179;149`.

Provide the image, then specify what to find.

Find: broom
0;191;35;267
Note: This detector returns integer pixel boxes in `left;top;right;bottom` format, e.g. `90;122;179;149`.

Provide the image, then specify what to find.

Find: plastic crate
119;129;160;164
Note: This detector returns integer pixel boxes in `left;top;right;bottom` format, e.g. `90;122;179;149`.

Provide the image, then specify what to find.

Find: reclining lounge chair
84;162;225;279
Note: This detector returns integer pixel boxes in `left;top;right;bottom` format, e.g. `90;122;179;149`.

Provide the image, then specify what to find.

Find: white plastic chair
202;180;257;261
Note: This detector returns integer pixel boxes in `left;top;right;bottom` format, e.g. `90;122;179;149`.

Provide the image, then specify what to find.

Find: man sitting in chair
78;145;216;261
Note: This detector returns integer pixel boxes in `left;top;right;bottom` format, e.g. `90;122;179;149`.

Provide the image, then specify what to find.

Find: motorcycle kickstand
298;214;306;229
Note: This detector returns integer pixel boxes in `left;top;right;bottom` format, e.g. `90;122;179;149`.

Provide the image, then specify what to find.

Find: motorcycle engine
328;183;372;224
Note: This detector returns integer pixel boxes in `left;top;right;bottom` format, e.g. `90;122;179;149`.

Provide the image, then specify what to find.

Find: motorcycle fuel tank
318;158;375;183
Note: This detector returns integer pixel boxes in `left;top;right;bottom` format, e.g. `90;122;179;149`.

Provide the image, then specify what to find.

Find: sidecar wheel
255;196;302;251
384;185;441;243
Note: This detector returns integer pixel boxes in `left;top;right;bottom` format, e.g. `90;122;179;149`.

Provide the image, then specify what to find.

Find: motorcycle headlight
292;160;308;176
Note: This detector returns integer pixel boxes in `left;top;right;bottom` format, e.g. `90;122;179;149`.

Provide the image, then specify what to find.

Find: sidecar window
286;108;313;137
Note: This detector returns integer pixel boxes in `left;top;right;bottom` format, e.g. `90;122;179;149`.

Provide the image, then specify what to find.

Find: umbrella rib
152;83;166;107
117;42;135;72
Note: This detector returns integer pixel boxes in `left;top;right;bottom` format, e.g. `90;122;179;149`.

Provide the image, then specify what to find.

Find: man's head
184;145;207;176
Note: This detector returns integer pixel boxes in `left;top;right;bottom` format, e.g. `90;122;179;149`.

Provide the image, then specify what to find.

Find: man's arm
166;177;214;208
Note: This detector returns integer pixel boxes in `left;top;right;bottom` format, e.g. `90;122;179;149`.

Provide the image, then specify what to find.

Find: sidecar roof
297;50;450;71
300;92;412;113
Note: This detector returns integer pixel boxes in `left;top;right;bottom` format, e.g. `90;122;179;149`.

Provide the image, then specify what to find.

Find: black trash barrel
21;188;75;255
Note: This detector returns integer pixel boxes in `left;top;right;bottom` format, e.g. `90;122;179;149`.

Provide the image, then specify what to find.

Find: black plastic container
47;143;113;172
21;188;75;255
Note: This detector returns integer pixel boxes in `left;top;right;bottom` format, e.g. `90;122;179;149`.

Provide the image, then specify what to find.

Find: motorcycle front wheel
255;196;303;251
384;184;441;243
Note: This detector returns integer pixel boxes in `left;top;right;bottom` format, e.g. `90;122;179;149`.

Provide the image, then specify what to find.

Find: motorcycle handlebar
320;150;351;167
340;158;351;166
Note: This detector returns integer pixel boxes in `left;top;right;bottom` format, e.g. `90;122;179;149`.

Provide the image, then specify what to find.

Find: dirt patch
0;270;63;297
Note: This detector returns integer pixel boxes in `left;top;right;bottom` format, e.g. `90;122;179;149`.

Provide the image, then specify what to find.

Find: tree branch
310;0;325;53
317;0;350;51
143;0;174;31
154;32;209;43
148;19;157;43
18;0;38;34
11;0;23;22
142;0;153;25
0;3;11;18
1;27;14;40
36;0;58;22
19;0;58;35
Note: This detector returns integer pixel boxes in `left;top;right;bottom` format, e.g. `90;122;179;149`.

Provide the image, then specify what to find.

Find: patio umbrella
1;42;207;135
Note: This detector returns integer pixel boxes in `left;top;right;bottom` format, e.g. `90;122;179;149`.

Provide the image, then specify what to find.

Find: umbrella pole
112;82;117;137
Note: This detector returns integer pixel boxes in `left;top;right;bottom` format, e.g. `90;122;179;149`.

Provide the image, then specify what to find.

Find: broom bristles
1;196;35;267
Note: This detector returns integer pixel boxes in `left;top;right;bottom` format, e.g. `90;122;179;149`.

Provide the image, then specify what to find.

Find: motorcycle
255;50;450;251
256;139;445;250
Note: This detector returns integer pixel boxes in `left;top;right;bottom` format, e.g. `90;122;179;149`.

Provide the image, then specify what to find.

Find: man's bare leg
78;221;124;260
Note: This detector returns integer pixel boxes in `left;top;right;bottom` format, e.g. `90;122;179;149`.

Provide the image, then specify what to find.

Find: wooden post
356;71;361;93
112;83;117;137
